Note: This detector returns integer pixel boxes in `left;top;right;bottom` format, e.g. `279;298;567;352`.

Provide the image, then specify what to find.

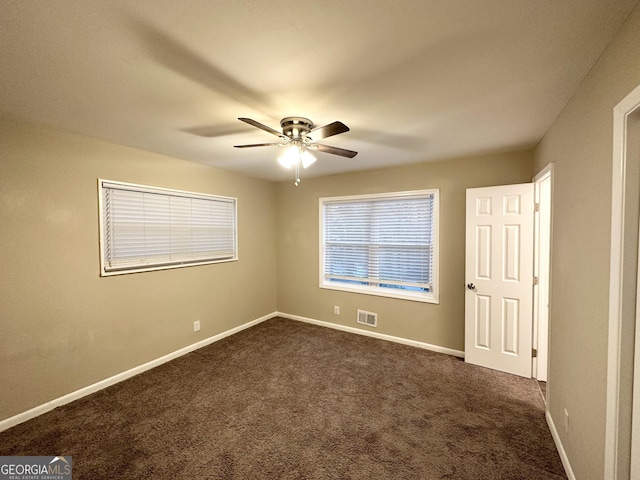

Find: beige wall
276;150;533;351
0;117;277;422
533;4;640;479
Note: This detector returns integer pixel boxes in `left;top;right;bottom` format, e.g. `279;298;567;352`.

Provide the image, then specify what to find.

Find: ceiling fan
234;117;358;186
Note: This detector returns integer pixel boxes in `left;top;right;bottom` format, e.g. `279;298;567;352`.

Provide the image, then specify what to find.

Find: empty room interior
2;1;640;479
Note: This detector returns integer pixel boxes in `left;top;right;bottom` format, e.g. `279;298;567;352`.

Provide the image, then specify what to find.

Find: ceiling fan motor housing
280;117;313;139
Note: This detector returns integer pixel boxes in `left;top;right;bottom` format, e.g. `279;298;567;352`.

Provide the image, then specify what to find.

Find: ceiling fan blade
238;118;285;138
312;143;358;158
234;143;282;148
307;121;350;141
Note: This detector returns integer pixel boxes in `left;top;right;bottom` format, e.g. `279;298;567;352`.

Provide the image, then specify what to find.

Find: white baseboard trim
0;312;277;433
546;409;576;480
277;311;465;358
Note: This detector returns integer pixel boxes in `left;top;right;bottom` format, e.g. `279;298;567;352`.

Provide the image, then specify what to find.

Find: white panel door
465;184;534;378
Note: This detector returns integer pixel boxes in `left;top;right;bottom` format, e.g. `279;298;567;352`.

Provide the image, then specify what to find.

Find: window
99;179;237;276
320;190;438;303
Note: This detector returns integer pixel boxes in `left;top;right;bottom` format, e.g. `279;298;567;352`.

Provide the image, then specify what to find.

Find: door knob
467;283;476;290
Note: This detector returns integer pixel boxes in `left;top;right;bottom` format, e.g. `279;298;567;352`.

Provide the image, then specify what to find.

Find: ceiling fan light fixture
278;145;299;169
300;149;316;168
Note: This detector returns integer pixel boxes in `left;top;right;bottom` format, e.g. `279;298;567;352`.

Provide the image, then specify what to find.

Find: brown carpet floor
0;317;566;479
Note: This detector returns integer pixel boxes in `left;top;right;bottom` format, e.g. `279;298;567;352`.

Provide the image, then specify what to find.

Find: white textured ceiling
0;0;637;181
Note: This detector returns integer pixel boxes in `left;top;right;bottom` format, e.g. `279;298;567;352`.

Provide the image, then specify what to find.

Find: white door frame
533;164;553;385
605;82;640;479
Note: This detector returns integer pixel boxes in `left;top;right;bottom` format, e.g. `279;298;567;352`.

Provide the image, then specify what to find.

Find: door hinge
532;348;538;358
533;276;539;286
535;202;540;212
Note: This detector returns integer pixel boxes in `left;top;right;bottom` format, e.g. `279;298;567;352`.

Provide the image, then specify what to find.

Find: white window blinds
99;180;237;275
321;190;438;302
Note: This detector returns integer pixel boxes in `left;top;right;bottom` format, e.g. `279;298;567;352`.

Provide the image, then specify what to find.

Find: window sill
320;282;439;304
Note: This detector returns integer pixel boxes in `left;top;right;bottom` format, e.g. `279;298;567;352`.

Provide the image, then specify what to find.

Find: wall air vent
357;309;378;328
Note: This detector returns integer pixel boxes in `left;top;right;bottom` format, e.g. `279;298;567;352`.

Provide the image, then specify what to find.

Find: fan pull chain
294;160;301;186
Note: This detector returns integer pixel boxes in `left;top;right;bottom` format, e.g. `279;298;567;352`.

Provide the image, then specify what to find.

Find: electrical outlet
334;306;340;315
563;408;569;434
193;321;201;332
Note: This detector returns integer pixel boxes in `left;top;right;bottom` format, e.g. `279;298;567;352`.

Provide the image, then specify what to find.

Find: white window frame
319;189;439;303
98;179;238;276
